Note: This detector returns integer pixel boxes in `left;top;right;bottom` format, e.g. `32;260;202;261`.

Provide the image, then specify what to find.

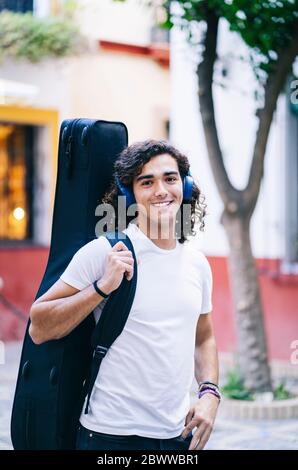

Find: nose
154;180;168;197
154;180;168;198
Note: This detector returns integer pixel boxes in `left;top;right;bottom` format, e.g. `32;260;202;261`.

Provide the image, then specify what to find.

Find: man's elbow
29;304;47;345
28;324;44;345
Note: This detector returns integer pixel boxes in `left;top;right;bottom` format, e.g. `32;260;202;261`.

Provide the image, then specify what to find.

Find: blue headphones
115;170;193;207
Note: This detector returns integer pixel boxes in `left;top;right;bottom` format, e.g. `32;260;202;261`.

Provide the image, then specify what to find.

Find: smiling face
132;154;183;235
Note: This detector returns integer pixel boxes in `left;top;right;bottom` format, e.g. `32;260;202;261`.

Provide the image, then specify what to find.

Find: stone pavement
1;341;298;450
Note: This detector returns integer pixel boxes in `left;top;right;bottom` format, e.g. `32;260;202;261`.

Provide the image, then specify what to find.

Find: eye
141;180;153;186
166;177;177;183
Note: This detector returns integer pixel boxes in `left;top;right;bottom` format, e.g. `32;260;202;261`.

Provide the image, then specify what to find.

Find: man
29;140;220;451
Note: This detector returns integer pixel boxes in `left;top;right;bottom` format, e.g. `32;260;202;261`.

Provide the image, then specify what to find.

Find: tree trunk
195;6;298;394
221;210;272;392
196;8;276;393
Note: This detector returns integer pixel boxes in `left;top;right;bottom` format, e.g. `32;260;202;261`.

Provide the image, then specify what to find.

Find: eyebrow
136;171;179;183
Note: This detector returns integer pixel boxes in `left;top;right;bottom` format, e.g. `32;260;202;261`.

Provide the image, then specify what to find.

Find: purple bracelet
198;382;219;393
198;388;221;401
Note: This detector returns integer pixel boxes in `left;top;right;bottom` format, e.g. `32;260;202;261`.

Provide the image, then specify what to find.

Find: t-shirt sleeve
200;254;213;314
60;236;111;290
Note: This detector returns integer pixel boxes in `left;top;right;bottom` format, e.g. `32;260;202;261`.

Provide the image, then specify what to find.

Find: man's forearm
194;336;219;385
29;280;110;344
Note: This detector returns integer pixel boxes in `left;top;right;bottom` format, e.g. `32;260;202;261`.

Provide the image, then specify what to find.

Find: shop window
0;124;33;241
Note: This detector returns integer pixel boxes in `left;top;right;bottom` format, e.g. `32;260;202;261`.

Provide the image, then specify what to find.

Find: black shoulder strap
84;231;137;414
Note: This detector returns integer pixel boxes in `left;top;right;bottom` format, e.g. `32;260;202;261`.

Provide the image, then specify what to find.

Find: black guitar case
10;118;136;450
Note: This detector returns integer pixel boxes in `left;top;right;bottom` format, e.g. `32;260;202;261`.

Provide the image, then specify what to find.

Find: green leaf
145;0;298;81
0;12;84;63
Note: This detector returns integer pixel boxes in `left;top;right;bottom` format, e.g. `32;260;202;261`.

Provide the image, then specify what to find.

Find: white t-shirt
60;222;213;439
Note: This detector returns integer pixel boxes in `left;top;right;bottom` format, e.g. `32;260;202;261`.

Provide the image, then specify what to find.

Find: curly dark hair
102;139;206;244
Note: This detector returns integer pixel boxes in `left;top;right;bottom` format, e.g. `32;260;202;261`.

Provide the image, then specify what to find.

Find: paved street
1;341;298;450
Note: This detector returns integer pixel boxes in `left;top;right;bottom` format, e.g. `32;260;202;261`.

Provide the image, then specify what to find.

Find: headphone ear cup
183;175;194;203
124;187;136;207
115;178;136;207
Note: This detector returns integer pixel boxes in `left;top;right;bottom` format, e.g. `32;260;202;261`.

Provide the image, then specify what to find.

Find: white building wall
0;58;70;119
76;0;154;45
34;0;51;18
170;19;286;259
34;0;154;45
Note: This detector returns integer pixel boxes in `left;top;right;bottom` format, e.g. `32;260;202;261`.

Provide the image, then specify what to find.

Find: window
0;124;34;241
0;0;33;13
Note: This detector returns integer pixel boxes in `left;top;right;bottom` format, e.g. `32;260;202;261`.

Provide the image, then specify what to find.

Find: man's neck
136;218;177;250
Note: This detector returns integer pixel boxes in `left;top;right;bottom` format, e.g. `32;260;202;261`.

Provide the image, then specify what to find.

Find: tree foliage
162;0;298;81
0;11;84;63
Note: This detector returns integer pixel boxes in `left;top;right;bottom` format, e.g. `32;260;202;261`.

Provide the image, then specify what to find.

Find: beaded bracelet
198;381;221;400
198;388;221;401
198;381;219;392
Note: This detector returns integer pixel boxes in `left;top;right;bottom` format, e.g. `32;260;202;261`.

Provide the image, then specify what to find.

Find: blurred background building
0;0;170;339
0;0;297;364
171;19;298;362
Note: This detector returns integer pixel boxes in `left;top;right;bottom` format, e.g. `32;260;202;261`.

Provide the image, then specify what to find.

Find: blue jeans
76;424;193;451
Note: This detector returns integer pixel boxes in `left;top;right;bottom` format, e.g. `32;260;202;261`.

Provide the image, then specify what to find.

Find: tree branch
244;26;298;213
197;8;240;209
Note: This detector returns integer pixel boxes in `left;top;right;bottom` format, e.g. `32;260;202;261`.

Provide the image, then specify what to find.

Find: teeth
151;201;172;207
